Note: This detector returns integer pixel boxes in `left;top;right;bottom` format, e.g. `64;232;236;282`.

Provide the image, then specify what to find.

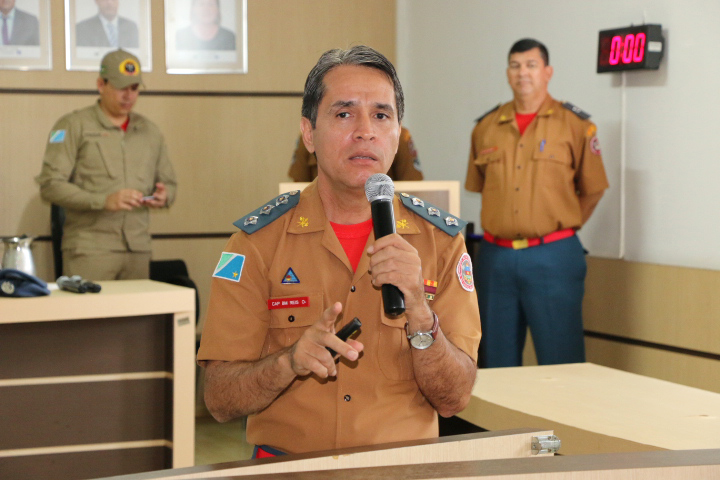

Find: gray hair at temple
301;45;404;128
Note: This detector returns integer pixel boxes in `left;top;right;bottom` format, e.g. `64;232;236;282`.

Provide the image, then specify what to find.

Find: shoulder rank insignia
474;104;501;123
399;193;467;237
233;190;301;234
562;102;591;120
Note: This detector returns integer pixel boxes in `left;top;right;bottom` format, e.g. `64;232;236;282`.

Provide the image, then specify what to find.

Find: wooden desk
101;428;555;479
457;363;720;455
0;280;196;480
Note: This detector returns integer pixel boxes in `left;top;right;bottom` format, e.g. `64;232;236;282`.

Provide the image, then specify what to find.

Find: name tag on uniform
268;297;309;310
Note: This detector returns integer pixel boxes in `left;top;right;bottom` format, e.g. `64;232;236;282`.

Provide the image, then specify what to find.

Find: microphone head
365;173;395;202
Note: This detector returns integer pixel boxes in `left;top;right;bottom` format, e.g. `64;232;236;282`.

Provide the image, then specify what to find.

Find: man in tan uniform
288;126;423;181
37;50;177;280
198;45;481;457
465;38;608;368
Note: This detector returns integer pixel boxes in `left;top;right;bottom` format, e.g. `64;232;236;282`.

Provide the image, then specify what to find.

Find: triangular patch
281;267;300;284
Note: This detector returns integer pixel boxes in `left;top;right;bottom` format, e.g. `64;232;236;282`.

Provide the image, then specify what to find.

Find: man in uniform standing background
465;38;608;368
36;49;177;281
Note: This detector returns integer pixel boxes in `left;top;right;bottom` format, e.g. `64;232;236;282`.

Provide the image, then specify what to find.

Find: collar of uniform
496;102;516;124
286;180;421;236
535;95;559;118
287;180;328;234
393;195;421;235
92;100;143;130
497;95;558;123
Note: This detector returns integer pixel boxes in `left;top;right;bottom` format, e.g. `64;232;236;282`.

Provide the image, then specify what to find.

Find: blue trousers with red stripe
474;235;587;367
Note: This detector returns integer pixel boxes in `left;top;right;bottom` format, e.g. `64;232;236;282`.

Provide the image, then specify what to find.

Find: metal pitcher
1;235;37;276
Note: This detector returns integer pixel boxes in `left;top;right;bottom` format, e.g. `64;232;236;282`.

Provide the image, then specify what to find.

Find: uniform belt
483;228;575;250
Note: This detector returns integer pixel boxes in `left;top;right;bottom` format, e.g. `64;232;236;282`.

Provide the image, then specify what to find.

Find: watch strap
405;311;439;340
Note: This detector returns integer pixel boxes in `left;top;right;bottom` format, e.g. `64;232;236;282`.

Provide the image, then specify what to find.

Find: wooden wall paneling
586;336;720;395
584;257;720;355
145;96;303;233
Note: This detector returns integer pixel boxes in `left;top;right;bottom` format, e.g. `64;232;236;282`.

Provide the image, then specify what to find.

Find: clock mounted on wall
597;24;664;73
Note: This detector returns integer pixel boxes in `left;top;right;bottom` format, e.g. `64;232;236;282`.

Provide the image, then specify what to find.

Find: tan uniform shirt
465;96;608;239
36;102;177;253
288;126;424;182
198;181;480;454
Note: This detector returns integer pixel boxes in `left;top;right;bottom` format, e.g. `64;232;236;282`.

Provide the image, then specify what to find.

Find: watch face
411;333;434;349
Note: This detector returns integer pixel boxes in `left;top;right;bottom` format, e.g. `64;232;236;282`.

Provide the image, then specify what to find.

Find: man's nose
355;116;375;140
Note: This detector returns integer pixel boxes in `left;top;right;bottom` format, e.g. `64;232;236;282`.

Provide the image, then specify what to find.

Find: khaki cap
99;49;144;89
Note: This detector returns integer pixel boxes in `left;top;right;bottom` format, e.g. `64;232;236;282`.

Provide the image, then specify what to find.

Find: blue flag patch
213;252;245;282
281;267;300;284
49;130;66;143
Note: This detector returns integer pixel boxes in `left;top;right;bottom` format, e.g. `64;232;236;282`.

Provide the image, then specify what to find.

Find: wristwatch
405;311;439;350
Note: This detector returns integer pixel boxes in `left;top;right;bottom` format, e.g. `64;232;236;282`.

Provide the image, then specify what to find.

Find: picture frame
164;0;247;74
65;0;152;72
0;0;52;71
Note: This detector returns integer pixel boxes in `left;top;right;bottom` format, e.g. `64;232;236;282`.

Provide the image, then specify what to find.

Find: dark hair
508;38;549;66
301;45;404;128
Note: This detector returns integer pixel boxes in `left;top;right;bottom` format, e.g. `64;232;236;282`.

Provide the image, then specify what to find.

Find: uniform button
288;315;295;322
515;187;520;191
517;165;522;169
519;143;523;147
514;210;519;214
344;395;351;402
350;285;356;292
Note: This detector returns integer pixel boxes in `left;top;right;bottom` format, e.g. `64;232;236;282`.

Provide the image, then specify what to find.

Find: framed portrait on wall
164;0;247;74
0;0;52;70
65;0;152;71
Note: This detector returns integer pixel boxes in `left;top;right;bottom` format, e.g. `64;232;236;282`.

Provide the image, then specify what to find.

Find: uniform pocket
532;148;573;189
262;293;323;356
473;149;505;193
377;314;415;381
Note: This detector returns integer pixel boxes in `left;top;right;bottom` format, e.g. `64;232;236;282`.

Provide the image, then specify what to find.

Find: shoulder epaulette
474;104;501;123
562;102;591;120
233;190;302;234
398;193;467;237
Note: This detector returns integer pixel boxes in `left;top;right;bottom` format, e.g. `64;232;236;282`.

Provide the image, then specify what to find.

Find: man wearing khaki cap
37;49;177;281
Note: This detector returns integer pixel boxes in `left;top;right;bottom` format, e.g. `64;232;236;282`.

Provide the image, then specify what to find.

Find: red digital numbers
608;32;646;65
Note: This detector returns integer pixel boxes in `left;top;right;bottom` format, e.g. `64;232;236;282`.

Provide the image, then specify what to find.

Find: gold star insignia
233;271;239;278
396;219;409;229
298;216;309;228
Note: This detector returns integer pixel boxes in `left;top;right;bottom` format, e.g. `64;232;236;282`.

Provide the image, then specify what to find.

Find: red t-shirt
515;112;537;135
330;219;373;272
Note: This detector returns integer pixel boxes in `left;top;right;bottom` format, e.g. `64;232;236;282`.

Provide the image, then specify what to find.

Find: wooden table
457;362;720;455
0;280;196;480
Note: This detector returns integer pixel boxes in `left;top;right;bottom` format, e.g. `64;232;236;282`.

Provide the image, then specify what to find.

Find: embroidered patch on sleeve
49;130;66;143
213;252;246;282
456;253;474;292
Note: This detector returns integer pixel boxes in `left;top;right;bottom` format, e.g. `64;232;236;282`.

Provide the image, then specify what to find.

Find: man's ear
96;77;105;93
300;117;315;154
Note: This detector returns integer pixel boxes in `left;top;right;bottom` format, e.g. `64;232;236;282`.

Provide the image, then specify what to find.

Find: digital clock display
597;24;664;73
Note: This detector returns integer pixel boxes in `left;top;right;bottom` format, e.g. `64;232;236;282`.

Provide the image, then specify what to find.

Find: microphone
365;173;405;316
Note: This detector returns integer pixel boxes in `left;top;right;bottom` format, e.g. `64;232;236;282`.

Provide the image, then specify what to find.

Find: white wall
397;0;720;270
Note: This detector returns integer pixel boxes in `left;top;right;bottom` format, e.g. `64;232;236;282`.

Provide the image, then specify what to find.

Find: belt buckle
512;238;529;250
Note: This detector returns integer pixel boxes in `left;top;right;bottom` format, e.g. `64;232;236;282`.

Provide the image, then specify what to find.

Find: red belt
483;228;575;250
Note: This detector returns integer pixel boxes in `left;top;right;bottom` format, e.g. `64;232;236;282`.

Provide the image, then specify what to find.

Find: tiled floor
194;415;254;466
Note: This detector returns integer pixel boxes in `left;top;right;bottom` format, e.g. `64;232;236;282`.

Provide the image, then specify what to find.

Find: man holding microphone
198;45;481;457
